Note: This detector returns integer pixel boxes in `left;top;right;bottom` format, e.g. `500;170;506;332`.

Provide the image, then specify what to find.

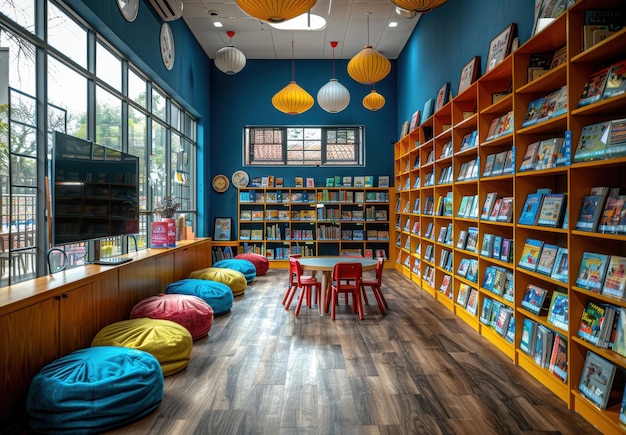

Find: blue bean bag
166;278;233;316
27;346;163;434
213;258;257;283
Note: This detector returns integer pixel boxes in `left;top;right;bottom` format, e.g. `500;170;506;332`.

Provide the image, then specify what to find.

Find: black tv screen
53;132;139;246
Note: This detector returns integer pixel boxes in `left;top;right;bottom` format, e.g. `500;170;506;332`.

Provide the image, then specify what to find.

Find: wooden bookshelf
392;1;626;431
237;187;391;267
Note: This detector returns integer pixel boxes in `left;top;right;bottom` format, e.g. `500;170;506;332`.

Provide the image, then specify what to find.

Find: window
244;126;363;166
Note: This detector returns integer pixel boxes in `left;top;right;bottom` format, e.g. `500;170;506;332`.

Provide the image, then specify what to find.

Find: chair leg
377;287;389;309
331;289;337;320
295;286;307;316
366;284;386;314
285;285;298;310
282;284;294;305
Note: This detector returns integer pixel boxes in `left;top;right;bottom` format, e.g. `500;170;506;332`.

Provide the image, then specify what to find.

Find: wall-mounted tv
52;132;139;246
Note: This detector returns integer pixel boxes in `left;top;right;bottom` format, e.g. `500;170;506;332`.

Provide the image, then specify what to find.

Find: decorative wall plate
116;0;139;22
231;170;249;188
212;174;229;192
160;22;175;70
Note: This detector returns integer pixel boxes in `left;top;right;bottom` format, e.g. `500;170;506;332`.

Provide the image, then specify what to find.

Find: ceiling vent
148;0;183;21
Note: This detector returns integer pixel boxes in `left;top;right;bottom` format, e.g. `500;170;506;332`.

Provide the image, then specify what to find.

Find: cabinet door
118;256;158;315
195;240;212;270
0;298;59;421
174;244;197;281
58;271;120;355
156;252;175;292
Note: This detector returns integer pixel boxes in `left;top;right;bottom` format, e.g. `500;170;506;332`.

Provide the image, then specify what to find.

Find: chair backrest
289;256;306;286
375;258;384;284
332;262;362;288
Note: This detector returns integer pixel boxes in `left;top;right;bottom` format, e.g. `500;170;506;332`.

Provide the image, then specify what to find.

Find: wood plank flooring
12;269;602;434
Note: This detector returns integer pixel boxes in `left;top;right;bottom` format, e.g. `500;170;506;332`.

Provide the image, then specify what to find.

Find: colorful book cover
521;97;545;127
549;334;568;382
536;193;566;227
578;300;606;345
606;119;626;159
576;252;610;292
574;121;611;162
550;247;569;283
575;195;605;231
578;66;611;107
547;291;569;330
536;244;559;276
535;138;560;170
603;59;626;100
520;318;536;355
601;255;626;300
597;196;625;233
466;288;479;315
519;141;540;171
479;297;493;325
518;193;544;225
521;284;548;315
579;351;618;409
518;238;544;271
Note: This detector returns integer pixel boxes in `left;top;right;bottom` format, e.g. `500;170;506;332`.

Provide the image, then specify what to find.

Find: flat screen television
52;132;139;247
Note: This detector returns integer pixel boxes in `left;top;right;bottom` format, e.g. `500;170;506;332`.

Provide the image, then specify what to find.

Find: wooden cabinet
237;187;391;266
392;1;626;432
0;238;211;424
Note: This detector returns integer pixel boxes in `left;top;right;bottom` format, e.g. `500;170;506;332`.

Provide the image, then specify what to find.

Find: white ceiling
181;0;422;60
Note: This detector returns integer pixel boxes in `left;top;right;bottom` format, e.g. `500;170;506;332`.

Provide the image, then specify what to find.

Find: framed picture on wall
458;56;480;94
486;23;517;72
213;217;232;241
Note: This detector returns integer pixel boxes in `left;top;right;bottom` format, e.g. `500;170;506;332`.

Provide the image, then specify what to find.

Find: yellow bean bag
189;267;247;296
91;318;192;376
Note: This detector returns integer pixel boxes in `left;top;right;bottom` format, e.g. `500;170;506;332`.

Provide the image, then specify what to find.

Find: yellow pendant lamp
390;0;447;13
236;0;317;23
347;13;391;85
272;39;314;115
363;89;385;111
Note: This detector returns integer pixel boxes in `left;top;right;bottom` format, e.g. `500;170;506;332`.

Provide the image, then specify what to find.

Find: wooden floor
14;268;601;434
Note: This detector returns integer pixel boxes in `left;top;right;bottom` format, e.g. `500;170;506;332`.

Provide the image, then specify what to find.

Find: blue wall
397;0;534;137
209;59;397;234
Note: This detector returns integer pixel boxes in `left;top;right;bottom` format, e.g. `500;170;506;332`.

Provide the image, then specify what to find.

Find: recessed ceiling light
268;12;327;31
213;21;223;28
389;21;398;28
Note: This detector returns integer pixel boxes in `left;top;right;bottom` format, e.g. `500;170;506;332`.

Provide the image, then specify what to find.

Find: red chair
360;258;388;314
285;257;320;316
282;254;301;306
328;262;363;320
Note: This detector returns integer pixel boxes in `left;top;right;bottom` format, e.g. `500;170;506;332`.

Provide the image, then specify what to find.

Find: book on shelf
500;238;513;263
466;287;479;315
575;190;610;232
521;97;545;128
579;351;619;410
547;291;568;330
518;192;544;225
519;141;540;172
550;45;567;69
496;197;514;223
495;111;514;137
502;270;514;303
482;153;496;177
520;318;537;356
536;88;561;124
481;266;497;293
602;255;626;300
439;274;452;296
583;9;625;50
534;325;554;369
536;193;566;227
480;192;498;220
518;238;543;271
550;247;569;283
466;259;479;283
502;149;514;174
479;297;493;325
521;284;548;315
603;59;626;100
536;243;559;276
480;233;494;257
456;283;471;308
408;110;420;132
490;151;507;176
487;198;502;221
457;258;470;277
240;209;252;221
578;65;611;107
485;117;500;141
464;227;479;252
377;230;390;240
493;306;514;337
551;86;568;118
535;138;562;170
492;235;502;259
597;195;625;233
574;121;611;162
576;252;610;293
548;334;568;382
578;300;608;346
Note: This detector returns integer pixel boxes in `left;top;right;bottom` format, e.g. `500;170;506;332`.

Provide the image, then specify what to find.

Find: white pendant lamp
317;41;350;113
214;31;246;75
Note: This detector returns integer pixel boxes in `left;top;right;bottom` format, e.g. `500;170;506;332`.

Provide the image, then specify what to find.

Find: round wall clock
212;174;229;192
116;0;139;22
231;170;249;188
160;23;175;70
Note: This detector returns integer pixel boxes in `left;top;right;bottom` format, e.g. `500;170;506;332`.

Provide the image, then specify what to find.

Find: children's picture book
466;287;479;315
520;318;537;356
578;300;607;346
550;247;568;283
536;193;566;227
574;121;611;162
575;194;606;232
479;297;493;325
521;284;548;315
598;195;626;233
518;192;544;226
549;334;568;382
547;291;568;330
535;138;562;170
490;151;508;176
480;192;499;220
519;141;540;171
496;197;514;223
576;252;610;293
601;255;626;300
578;65;611;107
518;238;544;271
536;243;559;276
482;153;496;177
602;59;626;100
579;351;618;410
456;283;471;308
521;97;545;127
